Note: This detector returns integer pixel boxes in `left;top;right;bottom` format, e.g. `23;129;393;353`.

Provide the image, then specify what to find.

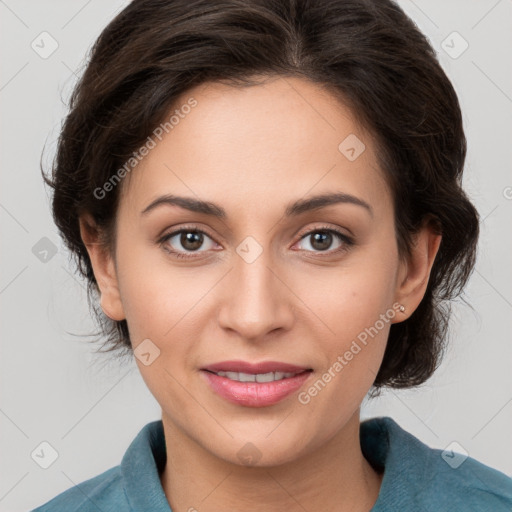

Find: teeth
215;371;298;382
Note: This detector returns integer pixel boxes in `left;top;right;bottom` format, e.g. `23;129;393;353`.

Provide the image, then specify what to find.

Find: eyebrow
141;192;373;218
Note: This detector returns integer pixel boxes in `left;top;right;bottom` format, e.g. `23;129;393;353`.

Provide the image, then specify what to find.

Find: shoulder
420;443;512;511
30;420;168;512
362;417;512;511
30;465;128;512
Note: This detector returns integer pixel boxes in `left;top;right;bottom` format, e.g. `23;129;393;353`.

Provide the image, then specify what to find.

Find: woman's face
86;76;430;466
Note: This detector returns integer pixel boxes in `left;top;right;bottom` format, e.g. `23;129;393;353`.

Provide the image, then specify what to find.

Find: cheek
114;244;214;388
292;254;398;343
290;244;397;405
296;307;391;444
115;239;200;341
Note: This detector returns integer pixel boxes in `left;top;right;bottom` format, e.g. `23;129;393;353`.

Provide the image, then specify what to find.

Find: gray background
1;1;511;510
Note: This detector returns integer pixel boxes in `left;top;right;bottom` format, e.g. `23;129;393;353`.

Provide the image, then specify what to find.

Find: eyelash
157;224;354;260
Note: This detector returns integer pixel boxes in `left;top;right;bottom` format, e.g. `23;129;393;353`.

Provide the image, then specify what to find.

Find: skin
80;76;441;512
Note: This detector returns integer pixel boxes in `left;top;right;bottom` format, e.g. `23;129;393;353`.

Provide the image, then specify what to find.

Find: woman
33;0;512;510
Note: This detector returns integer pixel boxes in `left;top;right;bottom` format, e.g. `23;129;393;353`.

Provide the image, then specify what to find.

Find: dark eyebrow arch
141;192;373;218
285;192;373;218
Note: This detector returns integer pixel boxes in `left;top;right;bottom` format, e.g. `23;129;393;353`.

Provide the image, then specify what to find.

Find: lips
200;360;313;407
201;360;311;374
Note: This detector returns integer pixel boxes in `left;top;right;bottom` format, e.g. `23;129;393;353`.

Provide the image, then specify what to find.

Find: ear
393;219;442;323
79;214;126;321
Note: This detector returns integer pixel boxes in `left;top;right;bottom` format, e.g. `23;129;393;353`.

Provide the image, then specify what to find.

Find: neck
159;409;383;512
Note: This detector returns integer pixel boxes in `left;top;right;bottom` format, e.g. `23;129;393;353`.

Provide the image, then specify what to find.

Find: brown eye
299;226;354;257
159;227;217;259
309;231;334;251
297;228;352;254
179;231;204;251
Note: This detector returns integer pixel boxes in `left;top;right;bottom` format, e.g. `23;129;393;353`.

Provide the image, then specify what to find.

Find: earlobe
79;214;126;321
393;221;442;322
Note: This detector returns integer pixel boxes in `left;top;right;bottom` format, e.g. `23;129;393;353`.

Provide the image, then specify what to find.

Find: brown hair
43;0;479;390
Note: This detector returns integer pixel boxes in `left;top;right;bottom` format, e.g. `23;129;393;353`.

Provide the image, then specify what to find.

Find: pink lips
200;360;313;407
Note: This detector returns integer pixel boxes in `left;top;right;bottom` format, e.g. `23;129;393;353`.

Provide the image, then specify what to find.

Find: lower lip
201;370;312;407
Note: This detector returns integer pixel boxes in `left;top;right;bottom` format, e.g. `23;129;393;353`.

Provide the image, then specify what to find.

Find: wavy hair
43;0;479;390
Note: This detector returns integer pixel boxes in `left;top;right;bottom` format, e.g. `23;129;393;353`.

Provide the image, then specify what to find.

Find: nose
217;246;295;341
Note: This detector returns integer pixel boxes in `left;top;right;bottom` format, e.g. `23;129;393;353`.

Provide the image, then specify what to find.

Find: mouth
203;369;308;383
200;360;313;407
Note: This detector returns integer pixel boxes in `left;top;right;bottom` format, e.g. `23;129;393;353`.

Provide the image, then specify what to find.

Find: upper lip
201;360;312;374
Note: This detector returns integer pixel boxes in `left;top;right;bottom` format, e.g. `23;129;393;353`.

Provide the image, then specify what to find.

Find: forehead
120;76;391;218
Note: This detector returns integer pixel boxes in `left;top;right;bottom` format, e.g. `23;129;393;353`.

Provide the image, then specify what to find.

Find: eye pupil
311;231;332;251
181;231;203;250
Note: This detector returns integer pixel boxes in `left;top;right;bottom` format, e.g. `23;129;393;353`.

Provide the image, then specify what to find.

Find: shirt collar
361;416;434;510
120;416;413;511
121;420;172;511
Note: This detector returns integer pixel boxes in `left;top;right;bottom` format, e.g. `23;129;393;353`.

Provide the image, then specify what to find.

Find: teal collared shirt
32;417;512;511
